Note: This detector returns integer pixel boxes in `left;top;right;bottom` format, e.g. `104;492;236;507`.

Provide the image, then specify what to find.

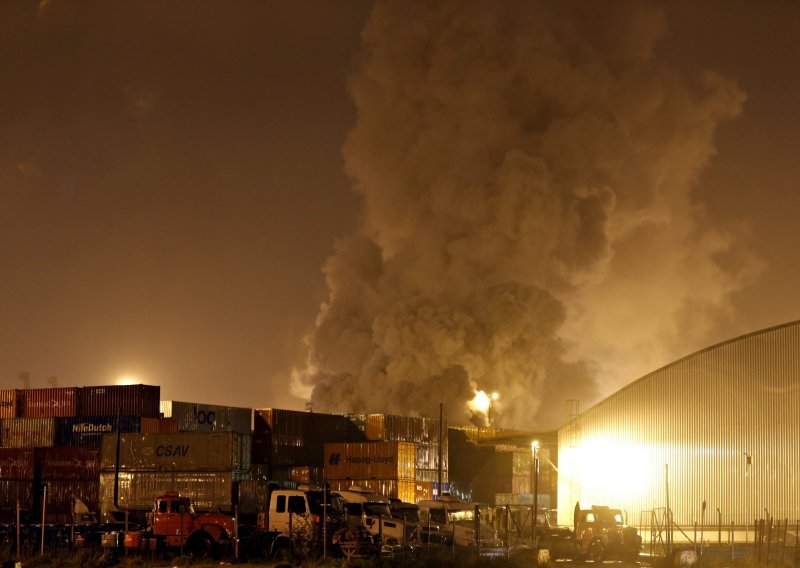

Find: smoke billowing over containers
292;0;759;430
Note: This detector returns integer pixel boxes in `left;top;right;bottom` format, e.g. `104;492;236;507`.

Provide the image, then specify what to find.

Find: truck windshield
363;503;391;517
448;510;475;523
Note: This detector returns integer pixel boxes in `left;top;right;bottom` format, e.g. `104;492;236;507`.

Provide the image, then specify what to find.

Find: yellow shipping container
324;441;415;481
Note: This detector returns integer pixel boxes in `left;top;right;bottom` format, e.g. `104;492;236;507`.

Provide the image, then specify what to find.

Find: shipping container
250;463;270;481
254;409;364;441
160;401;252;433
237;479;271;515
98;471;236;512
23;388;78;418
0;480;33;522
158;418;179;433
79;384;160;418
0;390;23;419
99;432;251;473
1;417;61;448
328;479;416;503
40;447;100;480
324;441;415;481
251;433;270;464
414;468;449;483
41;479;99;518
289;466;323;485
0;448;36;479
365;414;445;445
60;415;145;447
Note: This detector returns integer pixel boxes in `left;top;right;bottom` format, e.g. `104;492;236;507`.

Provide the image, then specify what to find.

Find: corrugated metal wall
557;321;800;530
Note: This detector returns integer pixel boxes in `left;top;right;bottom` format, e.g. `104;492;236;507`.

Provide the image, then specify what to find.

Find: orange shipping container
324;441;415;481
139;418;178;433
414;481;433;502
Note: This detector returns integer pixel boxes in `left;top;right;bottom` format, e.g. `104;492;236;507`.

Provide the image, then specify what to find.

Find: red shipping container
0;480;33;522
0;448;36;479
40;447;100;480
78;384;160;418
24;388;78;417
42;479;99;517
0;390;22;419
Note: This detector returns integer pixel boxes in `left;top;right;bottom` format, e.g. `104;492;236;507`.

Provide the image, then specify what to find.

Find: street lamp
531;440;540;542
743;452;751;542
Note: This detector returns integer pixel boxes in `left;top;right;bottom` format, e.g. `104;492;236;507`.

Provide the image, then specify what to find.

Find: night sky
2;1;799;428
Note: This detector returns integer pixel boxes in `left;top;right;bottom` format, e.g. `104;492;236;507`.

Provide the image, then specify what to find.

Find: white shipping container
160;401;252;433
99;471;236;512
100;432;251;472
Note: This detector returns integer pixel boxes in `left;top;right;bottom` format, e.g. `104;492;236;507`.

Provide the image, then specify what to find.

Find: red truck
121;491;234;558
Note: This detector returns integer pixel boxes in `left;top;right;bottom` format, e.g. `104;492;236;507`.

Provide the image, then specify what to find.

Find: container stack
98;430;251;512
0;448;36;522
40;447;100;522
363;414;448;501
323;441;416;502
253;408;365;485
0;385;162;521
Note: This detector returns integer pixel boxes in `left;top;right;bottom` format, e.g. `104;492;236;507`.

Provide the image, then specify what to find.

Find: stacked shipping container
98;430;252;512
253;409;365;482
324;441;416;502
0;385;162;521
362;414;448;500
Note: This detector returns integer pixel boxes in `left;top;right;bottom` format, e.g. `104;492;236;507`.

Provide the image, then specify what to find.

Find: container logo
195;410;216;425
155;444;190;457
328;452;394;465
73;422;113;433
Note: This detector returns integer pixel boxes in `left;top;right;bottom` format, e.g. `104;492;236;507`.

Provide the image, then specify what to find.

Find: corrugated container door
0;390;22;419
23;388;78;417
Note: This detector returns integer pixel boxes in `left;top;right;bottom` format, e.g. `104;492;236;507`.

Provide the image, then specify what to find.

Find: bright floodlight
531;440;539;454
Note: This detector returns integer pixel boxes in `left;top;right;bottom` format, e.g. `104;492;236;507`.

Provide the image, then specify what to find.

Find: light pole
743;452;751;542
531;440;540;542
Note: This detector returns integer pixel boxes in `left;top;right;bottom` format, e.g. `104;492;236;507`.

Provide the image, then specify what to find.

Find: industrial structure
557;320;800;537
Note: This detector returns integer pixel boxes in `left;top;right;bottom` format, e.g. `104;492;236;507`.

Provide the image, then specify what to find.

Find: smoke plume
292;1;759;429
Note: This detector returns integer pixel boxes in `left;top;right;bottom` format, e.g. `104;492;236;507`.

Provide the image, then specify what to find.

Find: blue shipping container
60;416;143;447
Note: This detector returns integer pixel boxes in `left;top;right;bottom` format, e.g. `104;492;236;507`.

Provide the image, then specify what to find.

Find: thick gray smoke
292;1;759;429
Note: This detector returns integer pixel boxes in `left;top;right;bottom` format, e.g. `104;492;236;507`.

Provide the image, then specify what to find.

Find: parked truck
109;485;343;561
417;495;502;549
534;504;642;562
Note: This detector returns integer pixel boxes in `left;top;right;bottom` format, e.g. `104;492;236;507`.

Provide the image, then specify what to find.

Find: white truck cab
334;486;419;544
417;495;499;547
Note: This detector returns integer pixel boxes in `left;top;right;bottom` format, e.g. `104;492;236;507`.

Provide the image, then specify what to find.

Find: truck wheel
187;532;212;558
590;540;605;562
274;544;293;562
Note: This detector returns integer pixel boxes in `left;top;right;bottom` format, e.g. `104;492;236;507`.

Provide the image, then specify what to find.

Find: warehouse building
557;320;800;537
